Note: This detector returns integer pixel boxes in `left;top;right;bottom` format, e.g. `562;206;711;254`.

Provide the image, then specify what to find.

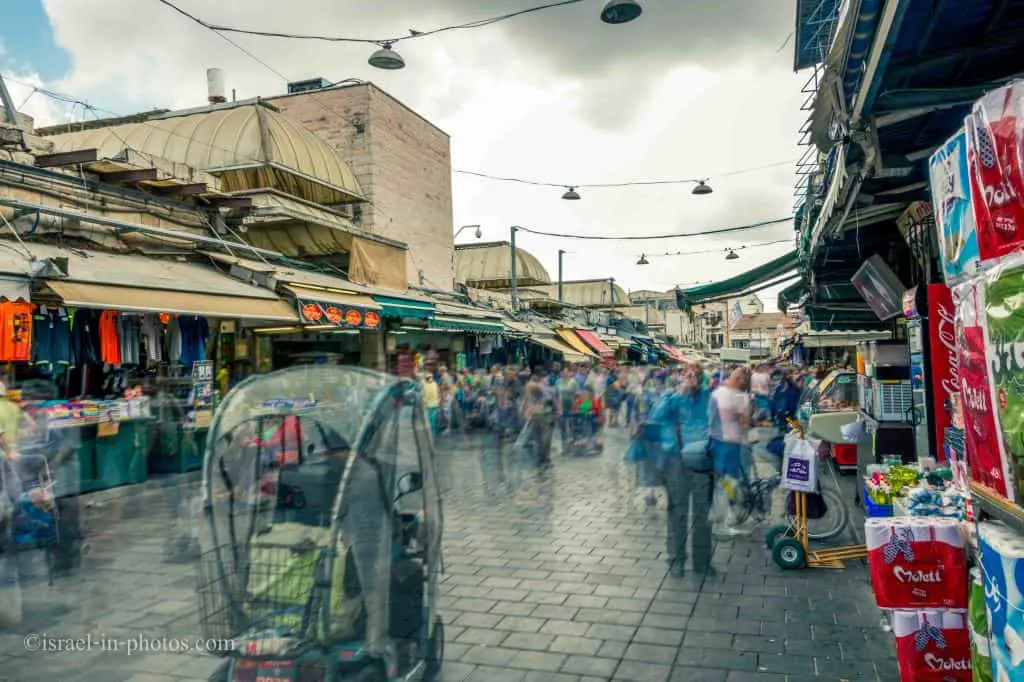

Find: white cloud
28;0;802;309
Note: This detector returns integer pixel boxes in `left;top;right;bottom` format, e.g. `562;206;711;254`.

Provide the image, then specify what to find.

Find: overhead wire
154;0;588;47
513;216;792;241
455;159;796;189
641;239;791;259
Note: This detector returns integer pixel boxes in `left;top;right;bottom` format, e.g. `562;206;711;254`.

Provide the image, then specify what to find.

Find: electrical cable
154;0;587;47
641;239;791;259
455;159;796;189
513;216;792;241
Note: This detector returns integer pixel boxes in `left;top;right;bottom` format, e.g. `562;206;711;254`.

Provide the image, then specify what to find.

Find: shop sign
297;299;372;329
927;283;956;457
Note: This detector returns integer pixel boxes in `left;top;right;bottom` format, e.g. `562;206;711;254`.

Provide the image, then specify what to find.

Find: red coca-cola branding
967;84;1024;262
928;285;955;460
960;325;1010;495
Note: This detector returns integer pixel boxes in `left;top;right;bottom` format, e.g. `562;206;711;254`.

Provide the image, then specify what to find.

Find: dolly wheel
772;537;806;570
764;524;793;550
424;617;444;680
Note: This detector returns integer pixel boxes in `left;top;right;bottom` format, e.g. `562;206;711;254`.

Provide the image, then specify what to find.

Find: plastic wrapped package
966;82;1024;263
892;610;972;681
955;280;1014;499
931;127;981;283
984;257;1024;502
978;521;1024;682
866;518;968;610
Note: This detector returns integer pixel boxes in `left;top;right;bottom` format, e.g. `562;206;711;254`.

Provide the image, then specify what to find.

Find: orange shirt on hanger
99;311;121;365
0;301;34;362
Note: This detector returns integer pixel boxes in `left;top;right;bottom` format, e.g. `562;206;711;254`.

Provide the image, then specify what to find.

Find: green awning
778;279;807;311
429;315;504;334
372;294;435;320
678;250;799;306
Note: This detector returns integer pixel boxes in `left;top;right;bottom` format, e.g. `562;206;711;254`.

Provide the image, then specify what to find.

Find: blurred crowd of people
416;359;823;577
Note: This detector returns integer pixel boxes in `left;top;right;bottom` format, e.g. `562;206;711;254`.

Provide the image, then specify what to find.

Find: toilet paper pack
979;521;1024;682
867;518;969;609
892;609;972;681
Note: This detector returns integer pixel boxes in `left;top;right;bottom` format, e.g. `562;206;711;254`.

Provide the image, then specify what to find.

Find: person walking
661;365;713;577
421;374;440;433
708;367;752;536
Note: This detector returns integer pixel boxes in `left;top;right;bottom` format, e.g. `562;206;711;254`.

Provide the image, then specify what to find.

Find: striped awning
575;329;614;356
555;328;599;358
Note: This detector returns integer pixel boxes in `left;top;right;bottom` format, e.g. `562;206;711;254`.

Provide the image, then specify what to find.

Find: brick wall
269;83;455;290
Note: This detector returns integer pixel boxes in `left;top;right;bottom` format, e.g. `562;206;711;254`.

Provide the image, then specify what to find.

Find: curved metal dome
455;241;551;289
44;103;364;205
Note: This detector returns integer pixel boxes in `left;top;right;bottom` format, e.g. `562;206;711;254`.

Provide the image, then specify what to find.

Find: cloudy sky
1;0;804;310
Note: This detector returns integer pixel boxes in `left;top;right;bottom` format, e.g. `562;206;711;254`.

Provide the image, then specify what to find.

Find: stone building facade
269;81;455;290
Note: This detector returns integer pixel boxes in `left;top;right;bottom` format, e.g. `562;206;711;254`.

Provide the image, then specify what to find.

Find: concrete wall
270;84;455;290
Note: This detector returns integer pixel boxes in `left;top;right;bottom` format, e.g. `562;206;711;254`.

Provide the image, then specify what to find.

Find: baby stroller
198;366;444;682
561;412;602;457
465;389;494;430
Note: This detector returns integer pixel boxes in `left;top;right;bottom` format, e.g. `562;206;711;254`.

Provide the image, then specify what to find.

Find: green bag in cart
983;260;1024;501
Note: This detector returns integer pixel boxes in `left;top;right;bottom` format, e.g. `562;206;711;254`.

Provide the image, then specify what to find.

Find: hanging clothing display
0;301;33;363
178;316;210;367
99;311;121;365
31;306;71;375
168;316;182;365
139;314;163;362
118;315;141;366
70;308;100;367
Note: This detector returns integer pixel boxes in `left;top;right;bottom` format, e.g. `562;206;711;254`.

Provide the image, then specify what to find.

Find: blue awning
372;294;434;320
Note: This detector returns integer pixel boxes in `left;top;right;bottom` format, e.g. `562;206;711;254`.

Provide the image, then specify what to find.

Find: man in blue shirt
660;365;714;577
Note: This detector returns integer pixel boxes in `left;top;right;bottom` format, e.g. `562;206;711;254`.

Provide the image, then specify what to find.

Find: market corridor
0;427;896;681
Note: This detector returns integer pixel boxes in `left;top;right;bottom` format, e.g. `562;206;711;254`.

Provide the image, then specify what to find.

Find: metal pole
0;74;21;125
644;297;649;326
609;278;616;310
557;250;564;303
510;226;519;312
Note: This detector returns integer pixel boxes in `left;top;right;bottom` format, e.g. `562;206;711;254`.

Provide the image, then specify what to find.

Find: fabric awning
373;294;434;320
45;281;298;321
678;251;799;306
528;335;587;363
660;343;687;363
429;316;504;334
283;284;382;329
599;333;625;348
555;329;599;358
574;329;613;356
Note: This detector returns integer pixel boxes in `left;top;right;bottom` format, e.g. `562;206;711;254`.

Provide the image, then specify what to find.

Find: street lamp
636;254;649;265
726;249;739;260
692;180;713;195
368;42;406;69
562;187;581;200
454;224;482;240
601;0;643;24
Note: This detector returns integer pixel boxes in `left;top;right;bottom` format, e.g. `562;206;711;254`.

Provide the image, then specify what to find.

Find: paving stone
456;627;509;646
633;626;685;646
547;635;603;656
540;619;591;637
754;652;816;675
669;667;728;682
501;632;556;651
596;638;629;658
490;601;535;616
613;660;672;682
624;642;678;666
585;623;637;641
506;649;567;672
561;654;619;677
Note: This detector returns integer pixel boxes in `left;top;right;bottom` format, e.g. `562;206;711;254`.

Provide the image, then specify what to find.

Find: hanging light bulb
601;0;643;24
725;249;739;260
368;42;405;70
692;180;713;195
562;187;581;200
637;254;649;265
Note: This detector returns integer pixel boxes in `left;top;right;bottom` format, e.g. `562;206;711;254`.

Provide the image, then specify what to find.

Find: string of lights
512;216;791;241
155;0;642;70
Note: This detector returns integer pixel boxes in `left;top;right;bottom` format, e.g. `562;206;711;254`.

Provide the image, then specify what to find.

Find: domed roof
44;103;364;205
455;241;551;288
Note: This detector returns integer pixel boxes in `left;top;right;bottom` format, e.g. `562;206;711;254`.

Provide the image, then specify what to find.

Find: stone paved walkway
0;427;897;681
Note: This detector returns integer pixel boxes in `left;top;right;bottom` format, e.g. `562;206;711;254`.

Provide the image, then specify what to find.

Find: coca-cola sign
928;284;956;459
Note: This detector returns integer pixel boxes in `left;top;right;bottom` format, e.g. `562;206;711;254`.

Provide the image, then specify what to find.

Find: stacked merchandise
927;78;1024;682
864;464;968;519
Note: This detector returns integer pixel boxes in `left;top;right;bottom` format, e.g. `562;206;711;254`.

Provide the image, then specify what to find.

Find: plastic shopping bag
781;433;818;493
709;474;744;526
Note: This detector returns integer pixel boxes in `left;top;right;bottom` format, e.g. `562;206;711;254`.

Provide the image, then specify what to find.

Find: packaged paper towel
970;567;994;682
978;521;1024;681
